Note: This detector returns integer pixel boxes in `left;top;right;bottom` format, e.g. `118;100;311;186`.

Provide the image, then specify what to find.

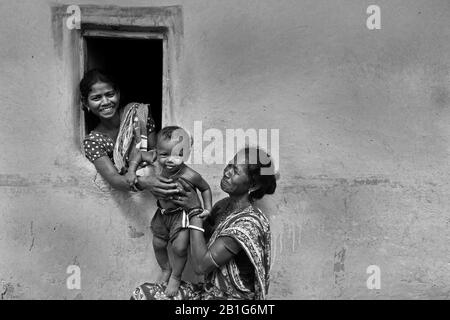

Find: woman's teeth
101;106;112;111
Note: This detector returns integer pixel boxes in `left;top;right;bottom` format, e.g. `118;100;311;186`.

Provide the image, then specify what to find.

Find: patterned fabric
206;205;271;300
83;132;115;163
131;281;242;300
132;281;202;300
131;205;271;300
82;103;155;164
114;103;150;173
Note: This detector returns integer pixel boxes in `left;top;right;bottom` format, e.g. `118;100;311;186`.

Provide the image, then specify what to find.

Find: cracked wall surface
0;0;450;299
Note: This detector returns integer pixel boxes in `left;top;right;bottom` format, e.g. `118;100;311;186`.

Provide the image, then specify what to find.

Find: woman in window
80;69;179;197
131;147;277;300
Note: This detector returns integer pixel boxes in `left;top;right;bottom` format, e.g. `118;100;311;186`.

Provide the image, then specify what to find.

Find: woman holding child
80;69;180;198
131;147;277;300
80;69;277;300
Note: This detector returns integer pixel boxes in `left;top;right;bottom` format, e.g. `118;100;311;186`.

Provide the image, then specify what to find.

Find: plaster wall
0;0;449;299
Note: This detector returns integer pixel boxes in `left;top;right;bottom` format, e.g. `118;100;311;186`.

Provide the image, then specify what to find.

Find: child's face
156;138;185;173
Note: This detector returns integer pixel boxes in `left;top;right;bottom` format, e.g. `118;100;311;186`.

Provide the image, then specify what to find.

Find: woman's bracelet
188;207;203;219
188;225;205;233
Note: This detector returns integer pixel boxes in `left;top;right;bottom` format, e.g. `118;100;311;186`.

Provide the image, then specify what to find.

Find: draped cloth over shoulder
206;205;271;300
113;102;149;173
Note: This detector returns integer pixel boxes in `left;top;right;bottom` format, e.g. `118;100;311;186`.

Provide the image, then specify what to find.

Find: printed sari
113;102;150;174
131;205;271;300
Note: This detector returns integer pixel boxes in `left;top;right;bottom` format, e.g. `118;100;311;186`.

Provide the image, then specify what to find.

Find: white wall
0;0;449;299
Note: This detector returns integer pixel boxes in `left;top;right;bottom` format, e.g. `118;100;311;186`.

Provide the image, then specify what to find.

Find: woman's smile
87;82;120;120
99;104;116;116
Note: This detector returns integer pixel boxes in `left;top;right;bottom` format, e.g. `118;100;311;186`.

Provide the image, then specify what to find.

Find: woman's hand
124;172;139;191
171;178;202;210
136;168;179;199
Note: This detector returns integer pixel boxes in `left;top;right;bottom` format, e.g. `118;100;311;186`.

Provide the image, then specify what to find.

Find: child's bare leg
152;236;172;283
165;230;189;297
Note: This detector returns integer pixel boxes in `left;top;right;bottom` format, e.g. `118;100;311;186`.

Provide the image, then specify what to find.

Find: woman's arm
172;179;238;275
189;216;238;275
84;135;132;191
93;156;133;191
94;156;181;197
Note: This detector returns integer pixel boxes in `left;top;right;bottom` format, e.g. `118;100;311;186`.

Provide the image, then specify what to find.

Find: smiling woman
81;69;154;189
131;147;277;300
80;69;180;198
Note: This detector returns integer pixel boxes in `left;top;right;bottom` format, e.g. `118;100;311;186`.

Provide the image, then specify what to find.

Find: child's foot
164;275;181;297
157;269;172;284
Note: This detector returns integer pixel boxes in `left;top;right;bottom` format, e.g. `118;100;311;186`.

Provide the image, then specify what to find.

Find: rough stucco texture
0;0;450;299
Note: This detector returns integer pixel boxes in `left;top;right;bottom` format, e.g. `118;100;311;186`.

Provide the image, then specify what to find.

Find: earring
82;103;90;113
249;186;258;194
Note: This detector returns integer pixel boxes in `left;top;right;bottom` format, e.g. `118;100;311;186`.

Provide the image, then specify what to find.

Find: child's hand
125;172;138;189
197;209;210;219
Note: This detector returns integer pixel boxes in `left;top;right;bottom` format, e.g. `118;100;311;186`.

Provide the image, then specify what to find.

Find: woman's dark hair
79;69;118;102
240;147;277;202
